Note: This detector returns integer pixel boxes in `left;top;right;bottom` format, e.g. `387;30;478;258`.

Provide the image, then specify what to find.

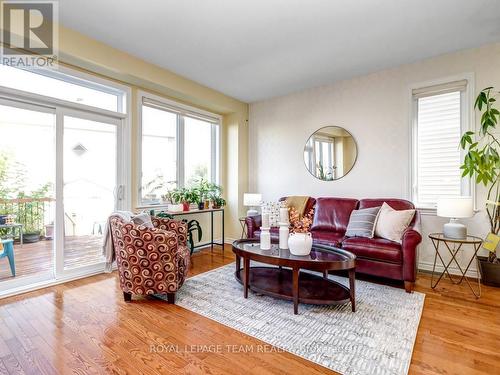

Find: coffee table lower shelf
235;266;353;313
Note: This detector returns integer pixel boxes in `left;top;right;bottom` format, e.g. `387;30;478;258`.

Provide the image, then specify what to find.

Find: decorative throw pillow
374;202;415;243
345;206;381;238
261;201;286;227
132;212;154;229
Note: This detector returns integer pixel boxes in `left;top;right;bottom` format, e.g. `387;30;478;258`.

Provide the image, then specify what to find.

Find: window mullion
177;114;185;188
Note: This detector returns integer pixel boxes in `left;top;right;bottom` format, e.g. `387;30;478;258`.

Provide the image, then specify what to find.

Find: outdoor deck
0;236;103;282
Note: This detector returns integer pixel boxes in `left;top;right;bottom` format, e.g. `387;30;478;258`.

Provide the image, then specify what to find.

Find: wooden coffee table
232;239;356;314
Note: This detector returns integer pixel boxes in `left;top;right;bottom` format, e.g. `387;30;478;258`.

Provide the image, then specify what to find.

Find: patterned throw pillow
261;201;286;227
345;206;381;238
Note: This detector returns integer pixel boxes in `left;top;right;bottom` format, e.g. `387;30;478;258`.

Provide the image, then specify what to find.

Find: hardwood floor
0;244;499;374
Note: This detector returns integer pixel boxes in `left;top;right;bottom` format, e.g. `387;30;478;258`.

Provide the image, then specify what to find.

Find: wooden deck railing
0;197;55;233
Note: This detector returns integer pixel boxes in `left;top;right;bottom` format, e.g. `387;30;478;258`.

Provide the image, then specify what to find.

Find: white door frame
56;107;124;278
0;91;131;297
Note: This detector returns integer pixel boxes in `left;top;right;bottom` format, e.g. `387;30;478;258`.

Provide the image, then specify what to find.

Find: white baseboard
418;260;479;279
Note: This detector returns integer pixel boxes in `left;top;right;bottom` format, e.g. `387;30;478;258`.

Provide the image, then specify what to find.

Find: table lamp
437;197;473;239
244;193;262;216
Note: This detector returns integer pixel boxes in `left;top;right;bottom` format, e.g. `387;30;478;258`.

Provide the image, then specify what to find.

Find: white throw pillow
374;202;415;243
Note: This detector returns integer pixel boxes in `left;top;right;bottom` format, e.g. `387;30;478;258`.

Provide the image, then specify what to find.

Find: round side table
428;233;483;298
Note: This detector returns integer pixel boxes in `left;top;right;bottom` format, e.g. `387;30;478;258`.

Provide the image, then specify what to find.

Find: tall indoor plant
460;87;500;283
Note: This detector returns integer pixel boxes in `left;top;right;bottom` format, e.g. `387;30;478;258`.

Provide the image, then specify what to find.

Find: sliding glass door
0;100;56;287
0;102;125;294
61;111;121;272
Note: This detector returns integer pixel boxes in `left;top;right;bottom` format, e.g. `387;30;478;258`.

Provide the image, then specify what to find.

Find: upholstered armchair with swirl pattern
109;215;190;304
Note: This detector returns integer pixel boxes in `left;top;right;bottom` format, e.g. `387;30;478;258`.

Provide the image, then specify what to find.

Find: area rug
157;264;425;375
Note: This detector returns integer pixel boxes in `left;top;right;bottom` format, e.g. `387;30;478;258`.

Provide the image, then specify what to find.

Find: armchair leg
167;293;176;304
404;281;415;293
123;292;132;302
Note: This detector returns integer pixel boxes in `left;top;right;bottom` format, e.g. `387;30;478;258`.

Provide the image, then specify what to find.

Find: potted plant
287;207;314;256
155;211;202;254
460;86;500;286
162;189;183;212
171;188;191;211
212;196;226;209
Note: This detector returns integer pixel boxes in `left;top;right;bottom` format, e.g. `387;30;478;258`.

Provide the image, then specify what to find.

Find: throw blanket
102;211;134;272
285;196;309;217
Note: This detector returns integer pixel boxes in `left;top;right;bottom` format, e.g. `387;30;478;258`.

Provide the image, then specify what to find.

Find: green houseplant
155;211;202;254
460;87;500;285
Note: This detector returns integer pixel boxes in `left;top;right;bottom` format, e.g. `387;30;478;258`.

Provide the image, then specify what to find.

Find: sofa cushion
359;198;417;226
253;227;279;241
345;206;381;238
311;230;345;247
311;198;359;232
341;236;402;263
375;202;415;243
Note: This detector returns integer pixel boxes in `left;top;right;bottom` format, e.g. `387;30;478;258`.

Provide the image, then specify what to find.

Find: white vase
288;232;313;256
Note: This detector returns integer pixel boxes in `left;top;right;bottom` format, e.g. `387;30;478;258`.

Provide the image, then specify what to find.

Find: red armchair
109;215;190;303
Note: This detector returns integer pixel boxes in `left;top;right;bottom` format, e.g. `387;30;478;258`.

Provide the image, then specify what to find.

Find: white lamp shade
243;193;262;207
437;197;473;218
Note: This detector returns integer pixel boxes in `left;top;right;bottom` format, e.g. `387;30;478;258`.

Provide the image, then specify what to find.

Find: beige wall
58;25;249;240
249;42;500;276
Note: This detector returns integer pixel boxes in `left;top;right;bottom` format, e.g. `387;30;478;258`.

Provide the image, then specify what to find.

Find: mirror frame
303;126;358;181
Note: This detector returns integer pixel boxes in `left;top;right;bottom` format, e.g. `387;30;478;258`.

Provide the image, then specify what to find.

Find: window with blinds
411;79;470;208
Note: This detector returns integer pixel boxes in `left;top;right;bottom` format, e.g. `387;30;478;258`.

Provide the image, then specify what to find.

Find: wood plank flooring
0;244;499;374
0;236;103;281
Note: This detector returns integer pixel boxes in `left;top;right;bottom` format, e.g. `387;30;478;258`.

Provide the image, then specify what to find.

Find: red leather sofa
245;197;421;292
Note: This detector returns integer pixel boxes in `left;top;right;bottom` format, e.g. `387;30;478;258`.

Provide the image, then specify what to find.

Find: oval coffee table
232;239;356;314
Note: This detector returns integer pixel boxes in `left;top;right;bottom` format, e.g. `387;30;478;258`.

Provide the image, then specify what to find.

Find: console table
150;208;225;253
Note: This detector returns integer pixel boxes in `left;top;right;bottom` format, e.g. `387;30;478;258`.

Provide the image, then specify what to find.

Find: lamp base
443;218;467;240
246;209;259;217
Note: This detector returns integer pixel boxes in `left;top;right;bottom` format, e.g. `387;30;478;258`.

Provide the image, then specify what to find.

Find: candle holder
260;227;271;250
278;222;289;249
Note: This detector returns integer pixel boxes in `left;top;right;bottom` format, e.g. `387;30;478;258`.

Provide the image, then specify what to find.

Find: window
139;93;221;206
411;78;471;208
0;64;126;113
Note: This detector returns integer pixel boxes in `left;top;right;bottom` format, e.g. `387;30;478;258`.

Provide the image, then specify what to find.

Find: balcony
0;197;104;281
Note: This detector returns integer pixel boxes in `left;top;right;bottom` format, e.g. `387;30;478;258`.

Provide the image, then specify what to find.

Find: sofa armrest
245;215;262;238
151;217;188;246
401;214;422;282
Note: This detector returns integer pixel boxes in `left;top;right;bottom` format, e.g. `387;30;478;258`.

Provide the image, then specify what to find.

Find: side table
428;233;482;298
239;217;248;239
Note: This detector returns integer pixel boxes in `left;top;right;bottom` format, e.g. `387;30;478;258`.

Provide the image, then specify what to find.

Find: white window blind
414;90;464;207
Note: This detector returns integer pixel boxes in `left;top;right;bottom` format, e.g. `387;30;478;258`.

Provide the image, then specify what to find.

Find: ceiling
59;0;500;103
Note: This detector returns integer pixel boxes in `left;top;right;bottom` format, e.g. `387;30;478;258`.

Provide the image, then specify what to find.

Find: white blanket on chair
102;211;134;272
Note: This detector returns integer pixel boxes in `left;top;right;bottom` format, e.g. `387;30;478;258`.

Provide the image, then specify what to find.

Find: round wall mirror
303;126;357;181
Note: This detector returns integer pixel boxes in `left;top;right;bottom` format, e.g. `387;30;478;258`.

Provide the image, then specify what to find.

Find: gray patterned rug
157;263;425;375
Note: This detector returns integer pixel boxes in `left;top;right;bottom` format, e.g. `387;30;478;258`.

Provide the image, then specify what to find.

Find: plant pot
288;232;313;256
0;215;7;225
24;231;41;243
478;256;500;287
167;204;183;212
45;224;54;240
182;202;190;211
204;200;210;209
198;202;205;210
